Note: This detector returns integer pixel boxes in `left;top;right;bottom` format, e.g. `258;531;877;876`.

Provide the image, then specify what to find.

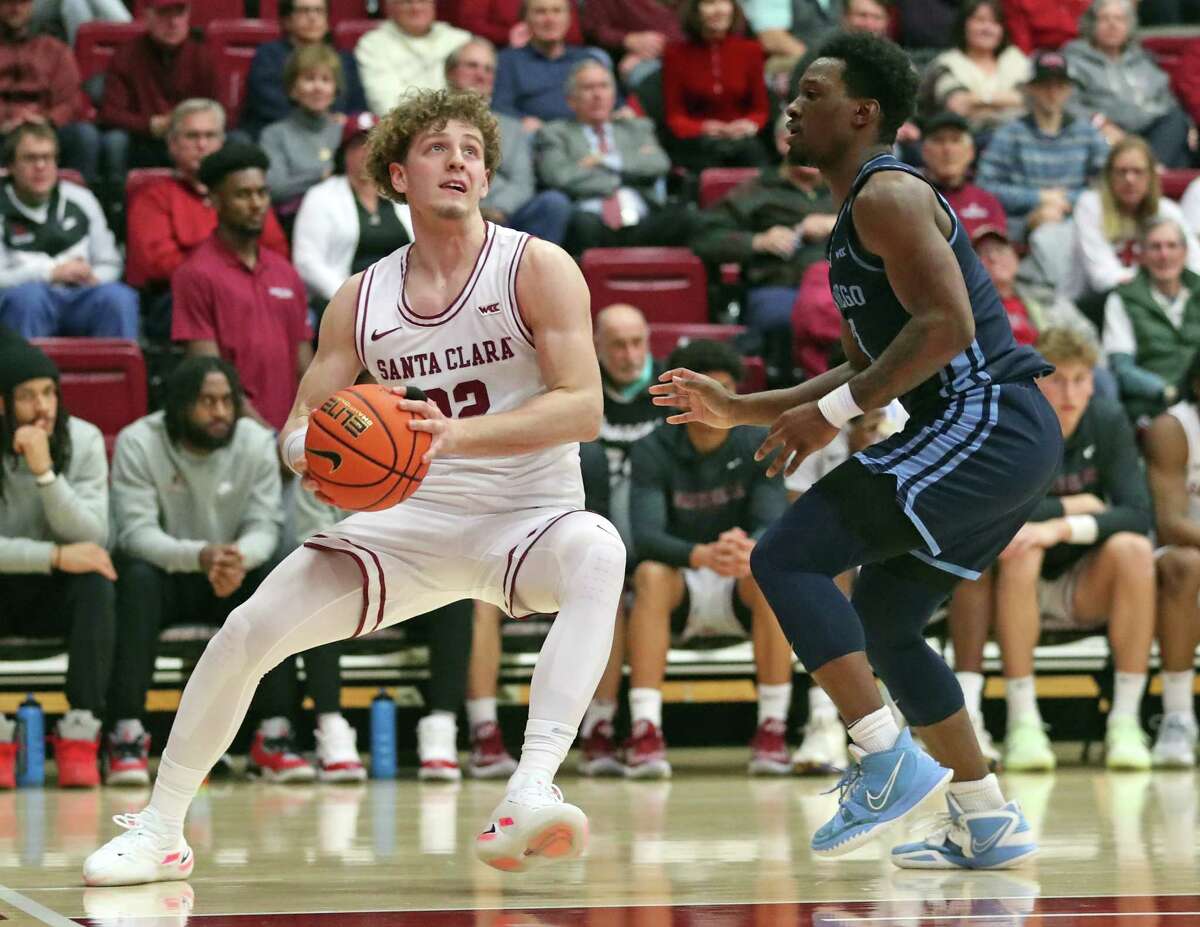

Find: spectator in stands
919;112;1008;239
1063;0;1193;168
0;123;138;339
1175;39;1200;138
537;59;690;254
126;100;289;339
625;340;792;777
690;113;836;341
662;0;769;171
445;38;573;245
108;356;363;786
929;0;1030;135
994;326;1155;772
293;113;413;308
976;50;1108;240
974;224;1095;346
355;0;470;116
261;45;345;217
895;0;961;51
172;144;312;432
0;0;98;182
458;0;584;50
786;0;891;102
582;0;683;86
30;0;130;46
465;440;615;779
1001;0;1089;54
1185;176;1200;237
0;335;114;788
1067;137;1200;302
241;0;366;140
1143;350;1200;767
494;0;606;132
1104;217;1200;421
98;0;217;198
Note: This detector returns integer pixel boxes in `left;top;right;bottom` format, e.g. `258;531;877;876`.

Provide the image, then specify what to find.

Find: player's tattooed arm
841;171;975;412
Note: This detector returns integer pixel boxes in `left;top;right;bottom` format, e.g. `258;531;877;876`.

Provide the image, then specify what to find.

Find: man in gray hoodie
107;356;364;787
0;332;115;788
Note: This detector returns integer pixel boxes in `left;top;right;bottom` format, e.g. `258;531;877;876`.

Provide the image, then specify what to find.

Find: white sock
1161;670;1196;719
1109;671;1147;723
808;685;838;724
629;687;662;728
509;718;576;791
465;697;498;730
757;683;792;724
956;671;985;718
1005;676;1040;727
580;698;616;737
847;706;901;754
949;772;1006;812
115;718;145;740
147;753;207;842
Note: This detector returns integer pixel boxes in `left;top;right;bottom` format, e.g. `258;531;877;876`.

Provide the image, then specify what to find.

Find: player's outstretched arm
278;274;366;469
838;172;975;411
400;238;602;459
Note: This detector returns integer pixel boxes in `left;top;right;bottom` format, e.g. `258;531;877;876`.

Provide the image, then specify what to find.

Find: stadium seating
133;0;248;28
205;19;282;129
1162;168;1200;201
328;0;371;25
1141;34;1200;86
31;339;148;460
74;21;146;83
697;167;758;209
648;322;747;358
581;247;709;324
333;18;375;52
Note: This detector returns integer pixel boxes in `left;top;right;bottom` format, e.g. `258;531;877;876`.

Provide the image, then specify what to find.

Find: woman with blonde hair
1066;135;1200;300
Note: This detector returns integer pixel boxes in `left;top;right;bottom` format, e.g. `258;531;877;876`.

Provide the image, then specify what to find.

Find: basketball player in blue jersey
652;30;1063;870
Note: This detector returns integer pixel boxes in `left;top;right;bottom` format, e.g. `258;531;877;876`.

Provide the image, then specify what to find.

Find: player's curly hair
815;30;919;145
366;88;502;204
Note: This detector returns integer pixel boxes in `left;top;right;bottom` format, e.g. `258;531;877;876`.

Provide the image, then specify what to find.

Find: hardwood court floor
0;749;1197;925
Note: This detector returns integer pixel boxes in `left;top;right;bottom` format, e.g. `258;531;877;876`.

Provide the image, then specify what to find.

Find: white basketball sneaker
475;780;588;872
417;713;462;782
82;808;194;887
314;715;367;783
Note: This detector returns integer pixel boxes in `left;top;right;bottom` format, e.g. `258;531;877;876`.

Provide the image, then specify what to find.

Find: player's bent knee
633;560;679;594
519;511;626;613
1103;532;1154;571
1158;546;1200;592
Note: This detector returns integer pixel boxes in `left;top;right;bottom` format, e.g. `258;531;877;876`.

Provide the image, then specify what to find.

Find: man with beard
171;143;313;432
653;30;1061;869
106;356;364;787
0;333;115;788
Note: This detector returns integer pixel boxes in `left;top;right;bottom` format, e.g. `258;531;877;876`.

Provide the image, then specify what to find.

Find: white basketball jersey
354;222;584;510
1166;400;1200;522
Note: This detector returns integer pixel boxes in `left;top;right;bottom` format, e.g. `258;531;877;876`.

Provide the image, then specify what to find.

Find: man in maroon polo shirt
920;112;1006;241
171;143;313;432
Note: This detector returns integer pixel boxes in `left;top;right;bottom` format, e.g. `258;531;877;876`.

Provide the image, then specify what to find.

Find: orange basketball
305;384;432;512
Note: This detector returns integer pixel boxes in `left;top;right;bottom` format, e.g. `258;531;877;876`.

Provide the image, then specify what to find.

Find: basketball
304;384;432;512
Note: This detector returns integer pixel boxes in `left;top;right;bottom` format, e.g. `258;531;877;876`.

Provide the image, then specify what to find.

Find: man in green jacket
1103;217;1200;422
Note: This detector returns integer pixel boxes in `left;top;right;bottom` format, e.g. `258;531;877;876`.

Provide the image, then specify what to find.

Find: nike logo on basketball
477;302;501;315
371;325;403;341
309;448;343;471
865;755;905;810
970;820;1009;856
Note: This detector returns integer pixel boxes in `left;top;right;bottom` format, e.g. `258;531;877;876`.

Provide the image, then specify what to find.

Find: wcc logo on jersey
477;302;501;315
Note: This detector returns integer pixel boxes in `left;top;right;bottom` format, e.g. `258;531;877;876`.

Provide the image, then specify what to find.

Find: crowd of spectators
3;0;1200;787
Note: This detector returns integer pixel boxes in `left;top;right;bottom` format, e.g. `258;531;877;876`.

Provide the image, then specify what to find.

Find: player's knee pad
513;511;626;615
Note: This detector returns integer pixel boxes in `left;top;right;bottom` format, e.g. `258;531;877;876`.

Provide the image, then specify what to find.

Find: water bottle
370;689;397;779
15;695;44;788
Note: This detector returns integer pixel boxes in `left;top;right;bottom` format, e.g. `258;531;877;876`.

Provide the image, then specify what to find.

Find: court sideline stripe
822;913;1200;923
0;883;78;927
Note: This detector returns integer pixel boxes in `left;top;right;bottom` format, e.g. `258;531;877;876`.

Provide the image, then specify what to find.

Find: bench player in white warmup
83;88;626;885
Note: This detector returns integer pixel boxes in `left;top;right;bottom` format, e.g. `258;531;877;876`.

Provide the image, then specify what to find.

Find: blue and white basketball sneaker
891;792;1038;869
811;728;953;857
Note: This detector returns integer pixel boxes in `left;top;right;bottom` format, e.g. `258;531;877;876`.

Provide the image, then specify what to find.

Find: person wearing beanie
171;142;313;432
0;336;116;789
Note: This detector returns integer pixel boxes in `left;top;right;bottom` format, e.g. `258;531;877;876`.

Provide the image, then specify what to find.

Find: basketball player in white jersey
84;89;627;885
1144;352;1200;767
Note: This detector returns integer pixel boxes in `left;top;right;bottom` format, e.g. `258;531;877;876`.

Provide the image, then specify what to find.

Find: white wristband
282;425;308;475
34;469;56;486
816;383;864;429
1065;515;1099;545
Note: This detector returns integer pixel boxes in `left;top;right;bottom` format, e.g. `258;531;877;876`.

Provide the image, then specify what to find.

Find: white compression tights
148;512;626;835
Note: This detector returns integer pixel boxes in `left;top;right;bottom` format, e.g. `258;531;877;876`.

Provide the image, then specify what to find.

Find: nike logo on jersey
970;819;1011;856
309;448;343;471
371;325;403;341
477;302;501;315
865;755;905;811
726;458;742;470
